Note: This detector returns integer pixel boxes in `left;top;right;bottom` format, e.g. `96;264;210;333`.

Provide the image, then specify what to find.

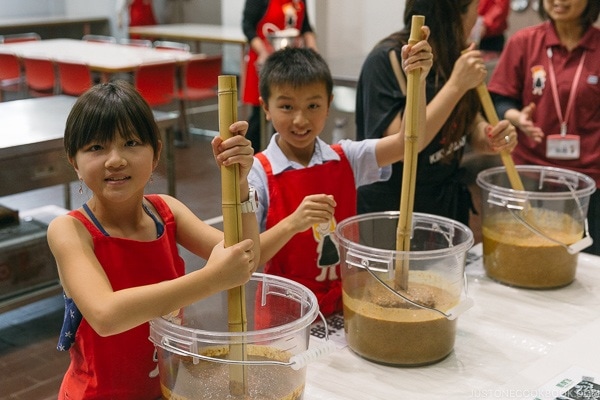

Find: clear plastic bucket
335;212;474;366
149;273;328;400
476;165;596;288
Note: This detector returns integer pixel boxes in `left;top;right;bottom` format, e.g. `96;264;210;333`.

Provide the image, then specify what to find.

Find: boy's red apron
242;0;306;106
59;195;184;400
255;145;355;323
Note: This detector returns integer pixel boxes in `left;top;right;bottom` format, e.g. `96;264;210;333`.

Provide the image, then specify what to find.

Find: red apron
242;0;306;105
129;0;157;27
59;195;184;400
256;145;356;317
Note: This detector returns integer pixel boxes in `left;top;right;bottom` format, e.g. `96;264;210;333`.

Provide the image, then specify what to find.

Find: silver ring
504;135;510;144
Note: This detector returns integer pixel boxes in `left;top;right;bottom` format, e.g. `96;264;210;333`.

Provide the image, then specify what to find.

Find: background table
128;23;246;48
0;15;109;39
0;38;190;78
304;244;600;399
128;23;247;85
0;95;179;208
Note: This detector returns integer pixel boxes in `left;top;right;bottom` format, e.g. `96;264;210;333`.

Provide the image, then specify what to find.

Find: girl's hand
211;121;254;179
205;239;256;290
487;119;517;152
402;25;433;81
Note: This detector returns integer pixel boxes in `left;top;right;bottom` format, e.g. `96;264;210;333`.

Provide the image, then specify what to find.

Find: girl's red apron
59;196;184;400
255;145;355;319
242;0;306;106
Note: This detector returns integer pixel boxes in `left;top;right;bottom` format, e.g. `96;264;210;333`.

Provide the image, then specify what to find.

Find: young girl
48;80;259;399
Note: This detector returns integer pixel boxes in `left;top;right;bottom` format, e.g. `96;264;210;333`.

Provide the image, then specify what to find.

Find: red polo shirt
488;21;600;186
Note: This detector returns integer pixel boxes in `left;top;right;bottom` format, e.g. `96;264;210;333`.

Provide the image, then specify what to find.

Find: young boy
250;38;432;316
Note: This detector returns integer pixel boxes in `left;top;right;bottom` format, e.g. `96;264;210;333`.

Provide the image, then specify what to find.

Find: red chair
174;54;222;145
22;56;56;96
134;60;177;107
0;32;41;44
56;60;93;96
0;53;24;101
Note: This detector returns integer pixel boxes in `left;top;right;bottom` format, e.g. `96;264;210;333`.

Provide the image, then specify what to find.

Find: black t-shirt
355;39;470;224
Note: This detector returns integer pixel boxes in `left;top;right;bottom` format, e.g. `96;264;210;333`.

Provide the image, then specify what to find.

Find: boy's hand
401;25;433;80
288;194;336;234
211;121;254;180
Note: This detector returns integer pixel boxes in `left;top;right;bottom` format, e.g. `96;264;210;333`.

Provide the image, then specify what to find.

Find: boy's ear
259;96;271;121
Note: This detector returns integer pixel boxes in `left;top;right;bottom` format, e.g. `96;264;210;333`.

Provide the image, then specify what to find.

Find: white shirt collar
263;133;341;175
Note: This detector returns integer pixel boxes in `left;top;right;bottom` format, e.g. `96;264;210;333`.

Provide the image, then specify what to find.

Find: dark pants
479;35;505;52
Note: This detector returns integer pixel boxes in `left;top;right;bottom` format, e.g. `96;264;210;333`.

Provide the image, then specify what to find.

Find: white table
128;23;247;88
0;15;109;38
304;244;600;399
0;95;179;206
0;38;190;78
128;23;246;48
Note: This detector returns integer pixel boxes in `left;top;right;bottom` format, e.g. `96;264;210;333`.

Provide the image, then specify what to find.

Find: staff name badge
546;134;580;160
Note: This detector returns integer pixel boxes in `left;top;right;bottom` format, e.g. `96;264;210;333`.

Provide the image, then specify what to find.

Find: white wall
313;0;406;60
0;0;64;18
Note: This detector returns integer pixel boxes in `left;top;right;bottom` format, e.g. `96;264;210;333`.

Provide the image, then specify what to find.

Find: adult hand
401;25;433;82
517;102;544;143
449;43;487;94
487;119;518;152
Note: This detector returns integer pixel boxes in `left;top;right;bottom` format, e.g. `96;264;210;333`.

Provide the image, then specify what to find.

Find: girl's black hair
64;80;161;159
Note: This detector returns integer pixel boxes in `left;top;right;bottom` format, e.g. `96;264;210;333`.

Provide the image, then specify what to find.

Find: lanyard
546;47;586;136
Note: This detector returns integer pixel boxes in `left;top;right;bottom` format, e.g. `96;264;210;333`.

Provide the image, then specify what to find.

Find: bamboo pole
395;15;425;290
475;83;525;191
218;75;248;396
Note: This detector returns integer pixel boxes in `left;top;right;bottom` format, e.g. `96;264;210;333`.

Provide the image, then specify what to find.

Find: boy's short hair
259;47;334;103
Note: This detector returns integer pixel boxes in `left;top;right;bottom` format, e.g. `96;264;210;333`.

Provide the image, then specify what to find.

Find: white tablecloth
304;244;600;399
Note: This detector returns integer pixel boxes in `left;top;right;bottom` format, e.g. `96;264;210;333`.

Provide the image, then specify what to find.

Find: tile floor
0;128;489;399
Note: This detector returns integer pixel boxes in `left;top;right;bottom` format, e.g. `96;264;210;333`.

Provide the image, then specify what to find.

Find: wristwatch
241;186;258;213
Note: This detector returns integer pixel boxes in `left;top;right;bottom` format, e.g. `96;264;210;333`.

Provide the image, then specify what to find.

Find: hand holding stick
475;83;525;191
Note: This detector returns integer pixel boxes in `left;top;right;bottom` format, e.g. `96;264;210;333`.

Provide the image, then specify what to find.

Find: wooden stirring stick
218;75;248;396
395;15;425;290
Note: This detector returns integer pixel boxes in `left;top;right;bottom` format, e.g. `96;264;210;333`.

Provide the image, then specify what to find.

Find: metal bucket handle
152;310;336;371
487;171;593;254
345;250;474;321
